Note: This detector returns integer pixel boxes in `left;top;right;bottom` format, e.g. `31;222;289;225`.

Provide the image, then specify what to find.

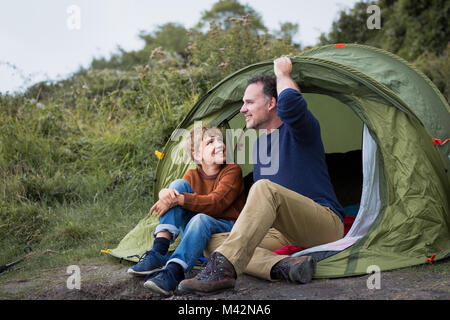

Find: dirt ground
1;257;449;301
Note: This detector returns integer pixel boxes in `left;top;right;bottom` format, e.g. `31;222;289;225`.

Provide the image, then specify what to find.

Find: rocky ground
1;257;448;301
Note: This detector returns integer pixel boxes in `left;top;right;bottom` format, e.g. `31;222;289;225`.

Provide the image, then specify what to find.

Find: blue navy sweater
253;88;345;222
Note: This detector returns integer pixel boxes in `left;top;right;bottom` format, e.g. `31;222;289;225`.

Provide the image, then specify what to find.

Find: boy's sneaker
271;255;316;284
143;269;181;296
127;250;169;276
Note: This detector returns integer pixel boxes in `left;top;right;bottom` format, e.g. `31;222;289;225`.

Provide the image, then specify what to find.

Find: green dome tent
107;44;450;278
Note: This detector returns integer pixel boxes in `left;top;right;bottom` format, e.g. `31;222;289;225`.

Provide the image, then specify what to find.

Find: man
178;56;345;294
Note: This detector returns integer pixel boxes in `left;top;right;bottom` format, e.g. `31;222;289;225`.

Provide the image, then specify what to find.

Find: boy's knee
168;179;191;193
189;213;209;227
186;214;215;233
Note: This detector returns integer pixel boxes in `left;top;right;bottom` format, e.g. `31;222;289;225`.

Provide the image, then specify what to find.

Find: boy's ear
192;150;202;164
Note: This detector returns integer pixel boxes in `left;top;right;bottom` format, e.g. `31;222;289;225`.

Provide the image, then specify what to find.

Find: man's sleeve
276;88;320;141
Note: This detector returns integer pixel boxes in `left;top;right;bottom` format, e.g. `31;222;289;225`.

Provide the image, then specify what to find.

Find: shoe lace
272;258;292;281
197;256;218;280
135;250;152;263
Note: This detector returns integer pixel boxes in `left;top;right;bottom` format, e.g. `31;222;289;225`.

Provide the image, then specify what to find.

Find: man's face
240;82;272;129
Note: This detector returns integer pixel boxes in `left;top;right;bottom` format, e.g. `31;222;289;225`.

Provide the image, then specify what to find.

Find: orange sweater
181;163;245;222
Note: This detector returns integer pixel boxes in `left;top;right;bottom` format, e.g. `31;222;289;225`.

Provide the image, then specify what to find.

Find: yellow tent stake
154;150;164;160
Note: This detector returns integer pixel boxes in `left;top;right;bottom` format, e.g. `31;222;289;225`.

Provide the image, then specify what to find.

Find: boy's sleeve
182;165;244;218
182;170;193;186
276;88;320;141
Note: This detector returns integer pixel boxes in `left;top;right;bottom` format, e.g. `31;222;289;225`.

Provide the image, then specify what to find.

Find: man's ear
267;97;277;112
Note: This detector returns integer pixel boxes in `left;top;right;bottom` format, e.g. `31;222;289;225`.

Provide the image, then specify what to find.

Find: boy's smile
202;135;226;165
193;133;226;167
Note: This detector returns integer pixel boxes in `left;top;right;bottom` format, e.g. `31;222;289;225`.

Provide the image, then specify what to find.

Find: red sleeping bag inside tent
273;215;356;255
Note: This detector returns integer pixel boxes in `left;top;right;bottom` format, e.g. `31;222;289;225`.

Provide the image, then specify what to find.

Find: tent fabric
300;44;450;178
311;97;449;278
107;214;181;263
108;44;450;279
302;45;450;138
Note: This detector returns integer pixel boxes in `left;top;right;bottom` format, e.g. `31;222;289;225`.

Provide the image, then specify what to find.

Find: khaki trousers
204;179;344;280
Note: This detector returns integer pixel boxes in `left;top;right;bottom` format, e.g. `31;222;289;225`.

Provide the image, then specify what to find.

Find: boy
127;125;245;296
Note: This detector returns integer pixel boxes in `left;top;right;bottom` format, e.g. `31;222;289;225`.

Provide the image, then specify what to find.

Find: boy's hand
158;188;180;208
149;200;170;219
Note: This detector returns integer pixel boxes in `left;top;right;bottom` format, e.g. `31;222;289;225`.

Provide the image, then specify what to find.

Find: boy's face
194;134;226;166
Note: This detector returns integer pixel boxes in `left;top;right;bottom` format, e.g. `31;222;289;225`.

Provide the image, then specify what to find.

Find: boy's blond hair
185;125;223;163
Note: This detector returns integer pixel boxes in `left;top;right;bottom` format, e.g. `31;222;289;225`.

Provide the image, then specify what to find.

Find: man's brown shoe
271;255;316;284
178;252;236;294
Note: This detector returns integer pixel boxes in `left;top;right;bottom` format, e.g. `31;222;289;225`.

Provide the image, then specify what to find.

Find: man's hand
274;56;292;78
274;56;300;94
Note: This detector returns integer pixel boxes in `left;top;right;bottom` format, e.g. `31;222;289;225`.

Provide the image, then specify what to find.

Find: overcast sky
0;0;361;94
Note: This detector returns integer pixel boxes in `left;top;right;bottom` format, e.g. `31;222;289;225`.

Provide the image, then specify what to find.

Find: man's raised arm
274;56;300;95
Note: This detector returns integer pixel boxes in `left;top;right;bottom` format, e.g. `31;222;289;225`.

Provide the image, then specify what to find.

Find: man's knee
249;179;272;195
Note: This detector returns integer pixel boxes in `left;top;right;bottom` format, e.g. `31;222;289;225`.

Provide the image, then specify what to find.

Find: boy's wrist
158;188;168;199
177;194;184;206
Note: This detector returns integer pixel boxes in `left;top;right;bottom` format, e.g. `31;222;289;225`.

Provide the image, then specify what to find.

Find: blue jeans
154;179;234;273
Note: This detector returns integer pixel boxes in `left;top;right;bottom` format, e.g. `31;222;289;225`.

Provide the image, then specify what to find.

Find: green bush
413;43;450;102
188;17;299;89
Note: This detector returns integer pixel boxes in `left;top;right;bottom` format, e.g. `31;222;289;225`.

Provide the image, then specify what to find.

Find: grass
0;86;189;282
0;188;151;276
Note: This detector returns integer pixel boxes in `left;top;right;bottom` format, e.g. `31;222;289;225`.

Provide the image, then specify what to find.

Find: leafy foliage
319;1;383;47
198;0;267;34
320;0;450;61
319;0;450;101
414;43;450;102
188;16;298;89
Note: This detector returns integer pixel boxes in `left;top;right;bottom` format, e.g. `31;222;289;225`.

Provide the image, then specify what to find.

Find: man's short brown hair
248;74;277;102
